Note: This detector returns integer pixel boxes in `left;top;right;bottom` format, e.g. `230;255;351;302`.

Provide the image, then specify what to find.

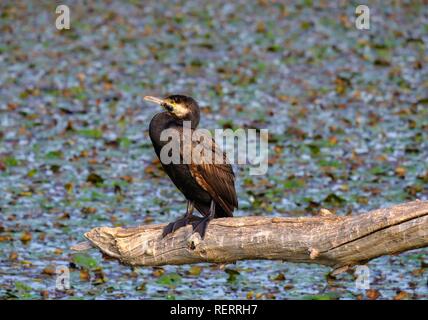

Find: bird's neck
180;108;200;129
149;112;200;155
174;117;199;129
149;113;174;138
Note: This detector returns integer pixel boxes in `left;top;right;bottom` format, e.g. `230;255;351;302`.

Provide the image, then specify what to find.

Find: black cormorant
144;95;238;238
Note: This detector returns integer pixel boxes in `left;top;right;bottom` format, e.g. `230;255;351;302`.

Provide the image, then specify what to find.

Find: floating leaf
92;268;107;285
15;281;32;292
45;150;64;160
370;166;388;176
156;273;182;287
27;168;37;177
71;253;98;270
303;292;340;300
42;265;56;276
188;265;202;276
3;156;19;167
394;291;410;300
78;129;103;139
366;289;381;300
9;251;18;261
86;173;104;185
81;207;97;215
136;282;146;291
283;178;305;190
395;166;407;178
225;268;240;283
20;231;32;243
80;269;90;281
323;193;346;206
272;273;286;281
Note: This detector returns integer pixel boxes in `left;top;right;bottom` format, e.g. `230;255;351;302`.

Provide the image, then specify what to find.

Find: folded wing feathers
188;136;238;214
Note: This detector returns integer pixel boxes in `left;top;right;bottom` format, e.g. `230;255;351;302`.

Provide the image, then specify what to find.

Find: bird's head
144;94;200;127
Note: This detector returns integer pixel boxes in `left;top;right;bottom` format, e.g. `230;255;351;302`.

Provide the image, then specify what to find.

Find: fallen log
72;200;428;275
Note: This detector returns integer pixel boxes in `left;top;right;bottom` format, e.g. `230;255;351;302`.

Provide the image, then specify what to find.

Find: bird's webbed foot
191;200;216;239
162;216;192;238
190;216;212;239
162;201;197;238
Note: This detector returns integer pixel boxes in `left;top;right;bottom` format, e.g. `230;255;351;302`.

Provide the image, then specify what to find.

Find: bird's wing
185;132;238;216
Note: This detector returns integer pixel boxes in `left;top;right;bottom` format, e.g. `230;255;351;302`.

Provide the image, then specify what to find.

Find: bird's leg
162;200;195;238
186;200;194;217
192;200;216;239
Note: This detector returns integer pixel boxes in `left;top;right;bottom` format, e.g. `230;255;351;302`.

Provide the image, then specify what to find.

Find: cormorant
144;95;238;238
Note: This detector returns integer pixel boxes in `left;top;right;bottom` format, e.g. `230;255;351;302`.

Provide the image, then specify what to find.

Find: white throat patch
173;104;190;118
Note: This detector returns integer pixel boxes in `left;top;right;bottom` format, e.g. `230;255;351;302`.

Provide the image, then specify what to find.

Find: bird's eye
163;103;174;112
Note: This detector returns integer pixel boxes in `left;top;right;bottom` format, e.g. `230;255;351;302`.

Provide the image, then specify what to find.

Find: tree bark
72;200;428;274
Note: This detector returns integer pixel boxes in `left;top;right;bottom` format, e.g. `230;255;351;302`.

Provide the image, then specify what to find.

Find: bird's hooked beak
144;96;165;106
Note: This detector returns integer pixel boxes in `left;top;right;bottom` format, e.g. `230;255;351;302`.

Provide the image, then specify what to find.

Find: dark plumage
144;95;238;238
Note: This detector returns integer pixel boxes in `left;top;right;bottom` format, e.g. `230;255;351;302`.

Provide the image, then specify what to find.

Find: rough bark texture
72;200;428;273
